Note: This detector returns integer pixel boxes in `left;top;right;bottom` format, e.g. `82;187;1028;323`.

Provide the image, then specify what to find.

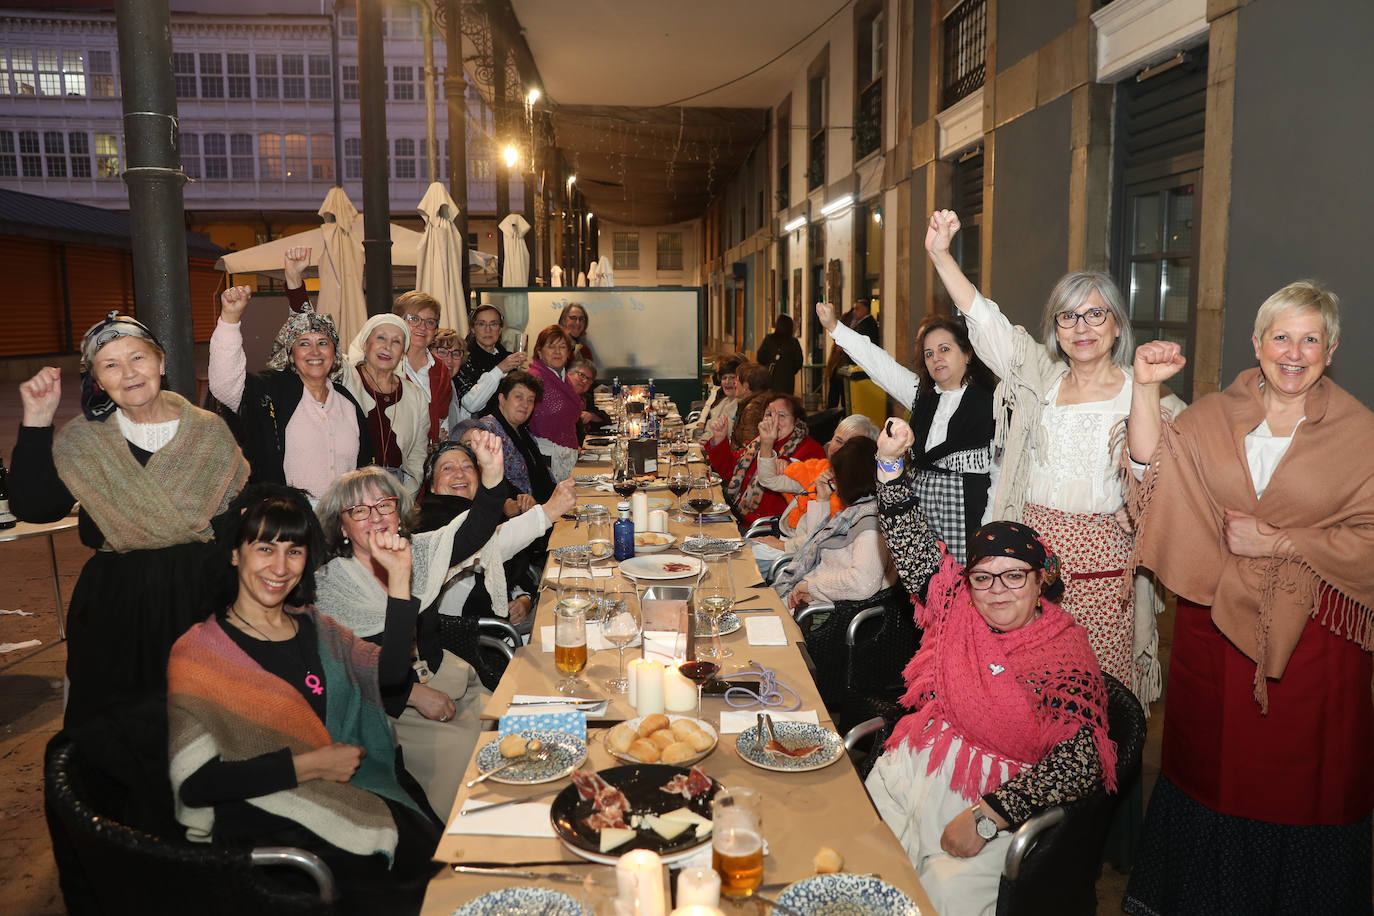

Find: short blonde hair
1253;280;1341;350
392;290;442;319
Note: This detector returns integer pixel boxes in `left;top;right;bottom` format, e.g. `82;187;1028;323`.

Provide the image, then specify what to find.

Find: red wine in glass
679;660;721;718
668;478;692;498
612;478;638;498
686;496;715;515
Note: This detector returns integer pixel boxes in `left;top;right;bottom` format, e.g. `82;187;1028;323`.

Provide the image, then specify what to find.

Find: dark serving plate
549;763;721;864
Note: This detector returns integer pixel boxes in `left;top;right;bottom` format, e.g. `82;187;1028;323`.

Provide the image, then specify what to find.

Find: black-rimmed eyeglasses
1054;308;1110;329
966;568;1034;590
343;497;399;521
403;315;438;330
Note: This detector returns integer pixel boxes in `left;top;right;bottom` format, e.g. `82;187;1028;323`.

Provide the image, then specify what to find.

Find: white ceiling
511;0;843;108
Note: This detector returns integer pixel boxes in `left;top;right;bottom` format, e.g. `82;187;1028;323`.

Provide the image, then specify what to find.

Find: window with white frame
35;49;62;95
391;66;414;101
89;49;116;97
613;232;639;270
283;133;307;178
339;10;358;38
394;137;416;179
202;133;228;179
281;55;305;99
199;53;223;98
344;136;361;179
68;131;90;177
18;130;40;176
312;133;333;181
181;133;200;178
468;158;492;180
656;232;683;271
309;55;332;99
419;138;450;180
95;132;120;177
389;5;420;38
42;130;68;176
0;132;15;176
256;55;278;99
341;64;358;101
230;133;253;179
226;53;250;98
259;133;282;179
173;51;196;98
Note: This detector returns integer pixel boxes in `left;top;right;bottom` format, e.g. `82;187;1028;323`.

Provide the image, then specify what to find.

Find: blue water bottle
612;376;621;398
613;501;635;560
647;377;655;400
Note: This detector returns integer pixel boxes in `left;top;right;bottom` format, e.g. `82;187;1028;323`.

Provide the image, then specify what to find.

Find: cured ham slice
764;738;823;757
660;765;713;800
571;767;610;802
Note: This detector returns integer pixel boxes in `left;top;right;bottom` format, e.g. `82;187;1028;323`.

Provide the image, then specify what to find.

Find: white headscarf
346;314;411;378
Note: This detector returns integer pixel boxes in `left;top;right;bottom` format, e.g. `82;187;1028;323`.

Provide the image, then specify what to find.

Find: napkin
744;616;787;646
545;564;616;579
498;709;587;740
448;800;558;838
539;624;642;653
642;630;680;662
717;709;821;734
509;694;609;718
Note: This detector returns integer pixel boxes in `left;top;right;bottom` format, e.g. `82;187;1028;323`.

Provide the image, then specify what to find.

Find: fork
465;744;553;787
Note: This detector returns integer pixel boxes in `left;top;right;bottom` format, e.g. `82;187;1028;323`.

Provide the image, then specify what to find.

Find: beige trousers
391;649;488;821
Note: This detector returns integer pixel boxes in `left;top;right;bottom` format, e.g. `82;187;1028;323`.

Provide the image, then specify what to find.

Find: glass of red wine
679;659;721;719
667;468;692;521
686;476;714;539
611;464;638;499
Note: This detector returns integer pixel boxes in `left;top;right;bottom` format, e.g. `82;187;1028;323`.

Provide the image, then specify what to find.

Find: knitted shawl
1126;368;1374;710
887;553;1117;801
773;498;879;600
726;422;811;517
167;610;418;862
53;391;249;551
527;359;583;449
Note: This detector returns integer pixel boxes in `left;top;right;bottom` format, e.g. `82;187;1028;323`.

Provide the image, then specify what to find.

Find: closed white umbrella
498;212;531;287
596;254;614;288
415;181;467;335
317;187;367;347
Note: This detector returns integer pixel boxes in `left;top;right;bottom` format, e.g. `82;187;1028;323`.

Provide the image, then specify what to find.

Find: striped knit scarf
53;391;249;551
167;609;418;863
773;498;879;600
726;422;809;517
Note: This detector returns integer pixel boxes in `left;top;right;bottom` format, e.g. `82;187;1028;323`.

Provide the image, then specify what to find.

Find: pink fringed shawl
886;553;1118;801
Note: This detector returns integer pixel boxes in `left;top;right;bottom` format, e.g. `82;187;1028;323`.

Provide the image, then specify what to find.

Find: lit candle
675;867;721;907
663;665;697;714
631;659;664;716
669;907;725;916
616;849;666;916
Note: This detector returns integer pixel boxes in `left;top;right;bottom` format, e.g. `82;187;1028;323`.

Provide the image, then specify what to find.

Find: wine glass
695;553;735;660
612;463;638;500
686;476;714;540
554;575;592;694
676;647;720;720
667;467;693;521
600;578;641;694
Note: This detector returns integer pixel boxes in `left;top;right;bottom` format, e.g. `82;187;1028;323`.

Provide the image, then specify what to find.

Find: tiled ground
0;364;1166;914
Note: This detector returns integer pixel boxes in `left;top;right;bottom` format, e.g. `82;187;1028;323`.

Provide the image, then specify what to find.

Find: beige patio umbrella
416;181;467;335
316;187;367;347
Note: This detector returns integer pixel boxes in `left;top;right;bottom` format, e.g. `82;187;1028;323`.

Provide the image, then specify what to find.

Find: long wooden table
421;448;935;914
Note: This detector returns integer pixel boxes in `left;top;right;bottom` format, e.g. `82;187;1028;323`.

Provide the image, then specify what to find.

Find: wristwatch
972;803;998;841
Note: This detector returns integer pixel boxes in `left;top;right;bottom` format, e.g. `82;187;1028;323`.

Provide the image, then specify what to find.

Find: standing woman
922;209;1183;707
430;328;467;429
526;324;582;482
210;250;372;498
1122;283;1374;915
454;303;525;420
819;305;998;563
394;291;452;446
341;314;429;497
559;302;595;364
756;314;804;395
12;314;249;727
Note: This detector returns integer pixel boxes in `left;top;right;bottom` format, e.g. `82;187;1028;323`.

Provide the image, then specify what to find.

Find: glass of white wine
600;577;641;694
695;553;734;660
554;573;592;694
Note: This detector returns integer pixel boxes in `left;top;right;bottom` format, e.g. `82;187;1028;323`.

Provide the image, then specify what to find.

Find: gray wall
990;94;1073;328
1222;0;1374;408
997;0;1076;73
911;0;932;126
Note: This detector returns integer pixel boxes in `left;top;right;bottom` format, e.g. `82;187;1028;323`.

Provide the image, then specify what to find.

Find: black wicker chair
45;731;334;916
436;614;520;691
995;673;1147;916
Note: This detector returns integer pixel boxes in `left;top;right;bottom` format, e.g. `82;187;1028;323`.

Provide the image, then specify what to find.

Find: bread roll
661;741;696;765
636;713;670;737
608;723;637;754
498;734;528;758
669;719;703;740
649;729;678;750
628;739;661;763
685;729;715;752
813;846;844;874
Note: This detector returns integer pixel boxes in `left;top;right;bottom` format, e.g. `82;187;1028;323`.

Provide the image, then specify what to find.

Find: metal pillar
114;0;194;398
492;17;509;287
421;3;437;182
442;0;470;298
356;0;391;315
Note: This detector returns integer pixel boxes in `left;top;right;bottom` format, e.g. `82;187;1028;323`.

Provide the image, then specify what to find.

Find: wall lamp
782;215;807;233
820;194;853;217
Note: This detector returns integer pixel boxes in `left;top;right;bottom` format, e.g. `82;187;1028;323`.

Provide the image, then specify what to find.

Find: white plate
632;533;677;554
646;496;673;510
473;730;588;785
618;554;703;580
602;714;718;767
734;721;844;773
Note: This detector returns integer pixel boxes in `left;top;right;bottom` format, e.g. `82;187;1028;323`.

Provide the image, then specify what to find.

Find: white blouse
1025;375;1133;516
116;409;179;453
1245;418;1301;498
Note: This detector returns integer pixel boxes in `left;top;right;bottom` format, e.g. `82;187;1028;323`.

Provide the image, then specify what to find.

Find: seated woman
865;417;1117;916
567;358;611;439
691;355;743;440
167;485;440;916
209;247;372;498
429;329;468;429
477;371;558;502
728;360;774;448
417;440;575;635
526;324;583;482
312;431;508;820
707;393;824;527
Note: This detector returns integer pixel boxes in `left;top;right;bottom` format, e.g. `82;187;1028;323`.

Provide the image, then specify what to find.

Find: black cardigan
908;380;997;542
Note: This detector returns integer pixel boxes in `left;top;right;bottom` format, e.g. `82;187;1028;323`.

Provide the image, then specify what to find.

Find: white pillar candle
663;665;697;714
648;509;669;533
670;907;725;916
616;849;666;916
631;659;664;716
675;867;721;907
631;491;650;530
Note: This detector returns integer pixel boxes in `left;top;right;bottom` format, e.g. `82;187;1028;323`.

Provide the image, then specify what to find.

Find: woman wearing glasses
454;304;526;420
393;291;451;446
867;418;1116;916
922;210;1184;709
566;358;611;438
312;429;507;818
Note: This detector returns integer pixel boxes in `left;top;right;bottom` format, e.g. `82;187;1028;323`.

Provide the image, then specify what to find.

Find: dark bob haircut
829;436;878;507
211;484;325;611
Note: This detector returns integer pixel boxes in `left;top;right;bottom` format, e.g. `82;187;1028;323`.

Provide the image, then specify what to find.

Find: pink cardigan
527;360;582;449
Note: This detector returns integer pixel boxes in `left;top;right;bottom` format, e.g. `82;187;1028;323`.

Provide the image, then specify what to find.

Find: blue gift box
497;709;587;741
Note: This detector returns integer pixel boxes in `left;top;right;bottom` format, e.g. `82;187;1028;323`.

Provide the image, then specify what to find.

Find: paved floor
0;366;1163;914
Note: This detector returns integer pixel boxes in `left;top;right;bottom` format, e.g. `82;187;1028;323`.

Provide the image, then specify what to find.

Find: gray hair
316;467;416;558
1252;280;1341;350
1040;270;1134;371
568;358;596;379
834;414;881;440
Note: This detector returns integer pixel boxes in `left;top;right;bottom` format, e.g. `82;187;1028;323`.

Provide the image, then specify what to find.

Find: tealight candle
663;664;697;713
630;658;664;715
675;866;722;907
616;849;666;916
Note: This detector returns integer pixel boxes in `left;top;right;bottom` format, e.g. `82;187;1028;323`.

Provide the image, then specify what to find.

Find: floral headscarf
267;310;342;380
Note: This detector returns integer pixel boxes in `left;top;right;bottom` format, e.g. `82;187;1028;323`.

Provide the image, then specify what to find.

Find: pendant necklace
231;607;324;697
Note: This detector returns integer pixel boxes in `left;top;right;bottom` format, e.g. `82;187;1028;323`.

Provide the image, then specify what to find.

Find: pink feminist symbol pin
305;674;323;695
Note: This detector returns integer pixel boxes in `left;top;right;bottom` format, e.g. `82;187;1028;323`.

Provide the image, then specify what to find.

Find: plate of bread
633;532;677;553
604;713;718;767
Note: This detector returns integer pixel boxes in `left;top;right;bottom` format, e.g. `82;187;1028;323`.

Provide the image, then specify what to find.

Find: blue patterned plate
681;537;746;557
735;721;844;773
475;730;587;785
771;873;920;915
694;610;740;637
551;544;614;565
452;887;582;915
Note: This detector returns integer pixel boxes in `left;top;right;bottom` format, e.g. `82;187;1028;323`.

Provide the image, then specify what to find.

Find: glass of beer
554;584;590;695
711;786;764;898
